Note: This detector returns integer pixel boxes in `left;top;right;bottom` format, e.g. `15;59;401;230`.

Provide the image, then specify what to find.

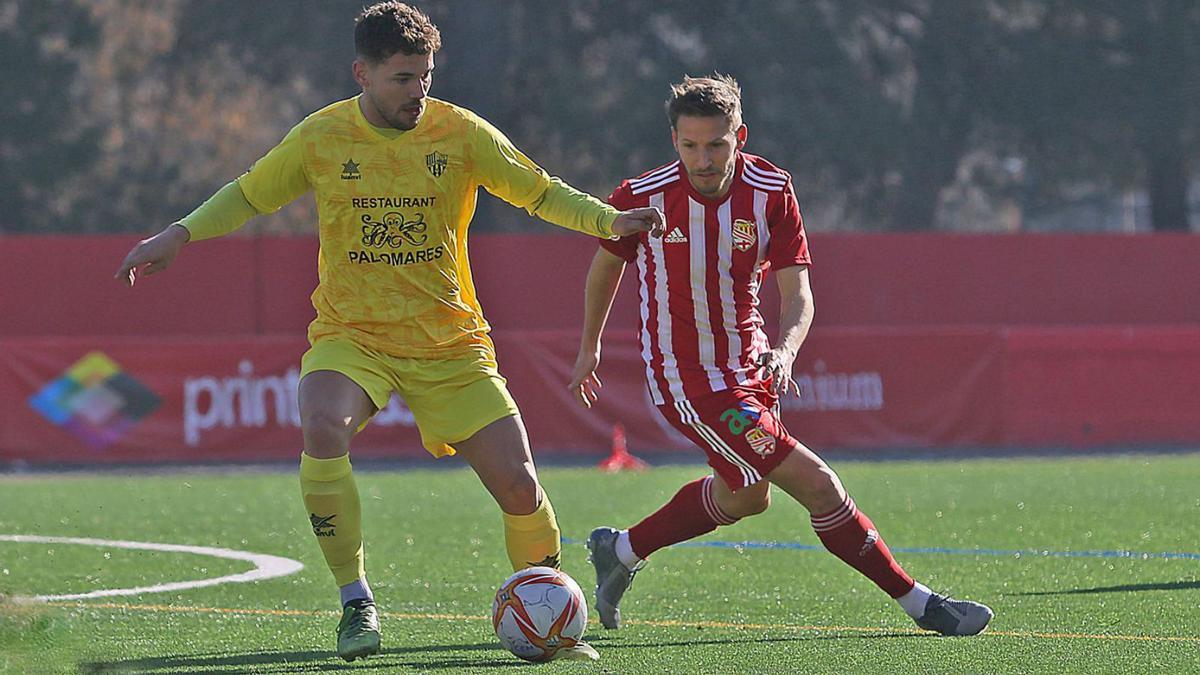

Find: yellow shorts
299;338;520;458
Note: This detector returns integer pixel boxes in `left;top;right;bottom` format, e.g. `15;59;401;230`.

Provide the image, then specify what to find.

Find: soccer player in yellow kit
115;2;662;663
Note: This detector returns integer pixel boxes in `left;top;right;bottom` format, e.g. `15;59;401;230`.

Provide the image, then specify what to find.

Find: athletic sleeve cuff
179;180;261;242
531;177;620;239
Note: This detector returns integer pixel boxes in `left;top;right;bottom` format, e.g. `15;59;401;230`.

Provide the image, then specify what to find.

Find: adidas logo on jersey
664;227;688;244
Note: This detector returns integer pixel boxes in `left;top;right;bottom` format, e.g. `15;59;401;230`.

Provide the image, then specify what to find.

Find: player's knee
492;469;541;515
746;488;771;516
738;487;771;517
721;484;771;519
812;466;843;499
300;411;357;457
801;466;845;513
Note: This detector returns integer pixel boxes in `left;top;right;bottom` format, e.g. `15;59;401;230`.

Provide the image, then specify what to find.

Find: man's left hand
611;207;665;238
756;347;799;398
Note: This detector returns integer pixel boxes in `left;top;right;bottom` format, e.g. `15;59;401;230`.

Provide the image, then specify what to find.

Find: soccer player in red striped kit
569;74;993;636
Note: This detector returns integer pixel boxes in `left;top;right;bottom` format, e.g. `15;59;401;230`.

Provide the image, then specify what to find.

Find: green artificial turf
1;453;1198;673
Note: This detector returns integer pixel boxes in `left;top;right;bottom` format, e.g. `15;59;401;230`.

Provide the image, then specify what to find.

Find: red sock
811;496;915;598
628;476;737;559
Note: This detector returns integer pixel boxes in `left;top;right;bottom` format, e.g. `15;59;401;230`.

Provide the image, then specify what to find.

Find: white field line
0;534;303;601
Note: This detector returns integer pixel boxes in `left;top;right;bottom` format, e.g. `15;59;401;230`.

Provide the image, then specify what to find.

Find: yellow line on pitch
47;601;1200;644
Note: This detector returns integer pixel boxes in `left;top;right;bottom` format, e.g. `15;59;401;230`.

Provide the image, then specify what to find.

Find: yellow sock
502;493;562;571
299;452;365;587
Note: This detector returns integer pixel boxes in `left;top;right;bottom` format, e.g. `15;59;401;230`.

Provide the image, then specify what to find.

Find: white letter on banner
184;377;223;446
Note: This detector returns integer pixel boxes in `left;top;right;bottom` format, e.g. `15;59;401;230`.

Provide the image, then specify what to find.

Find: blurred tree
59;1;335;235
0;0;99;232
819;0;1015;230
2;0;1194;234
999;0;1198;232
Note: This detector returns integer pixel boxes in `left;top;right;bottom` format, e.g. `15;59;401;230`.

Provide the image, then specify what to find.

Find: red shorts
657;384;800;491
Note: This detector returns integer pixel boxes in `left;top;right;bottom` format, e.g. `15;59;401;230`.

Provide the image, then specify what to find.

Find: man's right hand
611;207;665;239
568;349;603;408
114;223;191;287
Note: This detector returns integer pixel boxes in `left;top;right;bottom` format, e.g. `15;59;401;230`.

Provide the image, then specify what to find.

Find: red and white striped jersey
603;152;810;406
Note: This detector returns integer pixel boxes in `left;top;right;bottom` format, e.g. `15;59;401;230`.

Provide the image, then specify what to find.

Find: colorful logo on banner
28;352;161;450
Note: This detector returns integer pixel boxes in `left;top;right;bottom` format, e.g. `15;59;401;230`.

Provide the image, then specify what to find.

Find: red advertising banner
999;327;1200;447
5;327;1196;465
4;234;1200;339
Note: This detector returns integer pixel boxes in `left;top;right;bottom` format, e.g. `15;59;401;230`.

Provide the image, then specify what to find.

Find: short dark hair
355;2;442;63
666;74;743;130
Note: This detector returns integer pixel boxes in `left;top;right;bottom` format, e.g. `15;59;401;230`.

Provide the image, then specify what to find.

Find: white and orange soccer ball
491;566;590;662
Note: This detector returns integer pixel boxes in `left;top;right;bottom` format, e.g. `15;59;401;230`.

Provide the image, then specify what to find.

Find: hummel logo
527;552;561;569
310;513;337;537
664;227;688;244
859;528;878;556
340;159;361;180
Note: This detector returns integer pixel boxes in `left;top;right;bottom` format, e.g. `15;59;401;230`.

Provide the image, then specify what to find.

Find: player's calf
711;473;771;519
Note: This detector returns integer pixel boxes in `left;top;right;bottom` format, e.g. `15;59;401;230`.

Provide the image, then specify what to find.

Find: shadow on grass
587;630;923;651
78;630;924;672
78;642;522;673
1013;579;1200;596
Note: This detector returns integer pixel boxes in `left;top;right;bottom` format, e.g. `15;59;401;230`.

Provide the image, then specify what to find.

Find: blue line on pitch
564;538;1200;561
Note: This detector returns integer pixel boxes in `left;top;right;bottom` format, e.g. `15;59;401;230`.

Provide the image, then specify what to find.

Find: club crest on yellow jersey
425;151;448;177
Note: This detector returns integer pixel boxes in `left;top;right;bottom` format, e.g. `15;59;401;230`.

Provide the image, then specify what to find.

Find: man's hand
611;207;665;239
114;224;191;287
568;348;603;408
756;346;799;398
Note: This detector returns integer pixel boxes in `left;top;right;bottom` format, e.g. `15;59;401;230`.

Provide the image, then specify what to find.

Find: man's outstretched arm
115;119;310;287
756;264;814;397
530;176;665;239
468;115;664;240
114;180;260;287
568;247;628;408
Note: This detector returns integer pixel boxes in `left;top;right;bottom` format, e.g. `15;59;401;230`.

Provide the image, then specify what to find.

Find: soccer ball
492;566;589;662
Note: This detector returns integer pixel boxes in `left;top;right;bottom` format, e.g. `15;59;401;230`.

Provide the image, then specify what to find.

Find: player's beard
366;91;423;131
386;101;424;131
689;164;734;197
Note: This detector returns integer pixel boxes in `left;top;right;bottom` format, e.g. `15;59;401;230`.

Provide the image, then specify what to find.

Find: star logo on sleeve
340;159;362;180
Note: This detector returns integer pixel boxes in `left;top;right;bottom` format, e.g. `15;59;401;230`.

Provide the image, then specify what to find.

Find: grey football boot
586;527;642;629
336;599;381;661
914;593;993;636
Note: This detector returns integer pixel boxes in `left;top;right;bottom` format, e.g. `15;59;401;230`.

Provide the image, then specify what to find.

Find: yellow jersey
202;95;618;358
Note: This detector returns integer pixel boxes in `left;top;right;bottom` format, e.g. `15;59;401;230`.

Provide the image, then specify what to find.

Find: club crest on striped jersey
732;219;756;252
744;426;776;457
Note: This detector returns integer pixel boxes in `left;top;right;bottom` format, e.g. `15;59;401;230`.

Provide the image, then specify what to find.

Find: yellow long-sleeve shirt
181;95;620;358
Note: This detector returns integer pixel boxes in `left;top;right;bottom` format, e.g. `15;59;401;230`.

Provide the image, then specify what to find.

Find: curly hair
666;74;743;130
355;2;442;62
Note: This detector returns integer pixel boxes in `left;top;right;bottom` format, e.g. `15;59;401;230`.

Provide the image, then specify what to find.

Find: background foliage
2;0;1197;234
